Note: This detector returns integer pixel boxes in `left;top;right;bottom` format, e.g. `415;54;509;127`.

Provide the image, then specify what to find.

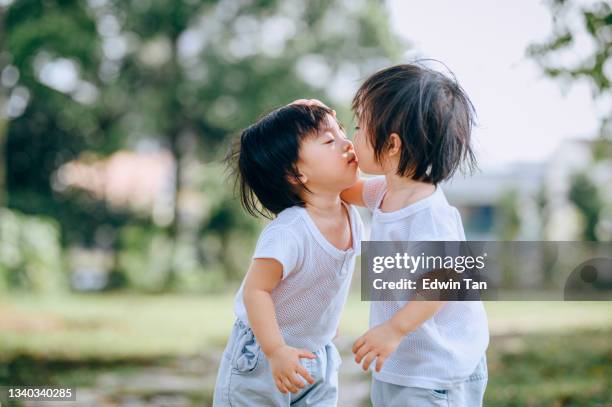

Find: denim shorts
213;319;342;407
371;355;488;407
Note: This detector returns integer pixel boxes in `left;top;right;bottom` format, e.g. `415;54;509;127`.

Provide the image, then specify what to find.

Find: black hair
228;104;334;218
352;62;477;184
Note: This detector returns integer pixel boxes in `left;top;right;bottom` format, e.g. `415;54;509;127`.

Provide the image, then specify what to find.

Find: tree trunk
0;7;7;207
0;120;6;207
162;29;184;291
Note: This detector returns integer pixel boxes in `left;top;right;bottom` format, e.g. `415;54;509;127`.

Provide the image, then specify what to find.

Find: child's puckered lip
345;152;358;165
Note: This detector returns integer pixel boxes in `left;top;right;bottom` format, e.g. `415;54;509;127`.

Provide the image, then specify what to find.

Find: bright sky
387;0;602;170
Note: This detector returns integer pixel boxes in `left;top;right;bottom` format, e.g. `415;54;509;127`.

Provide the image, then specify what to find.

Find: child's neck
303;191;343;217
385;173;424;191
380;172;435;212
303;191;352;251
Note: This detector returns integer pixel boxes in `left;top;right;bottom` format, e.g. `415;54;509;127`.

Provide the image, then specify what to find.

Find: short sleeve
454;208;467;241
349;205;364;256
362;176;387;211
252;226;301;279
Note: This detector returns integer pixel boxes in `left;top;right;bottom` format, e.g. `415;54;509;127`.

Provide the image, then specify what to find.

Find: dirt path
20;336;370;407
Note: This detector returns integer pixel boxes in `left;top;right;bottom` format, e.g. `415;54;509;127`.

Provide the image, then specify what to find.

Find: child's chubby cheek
355;157;376;175
353;146;375;174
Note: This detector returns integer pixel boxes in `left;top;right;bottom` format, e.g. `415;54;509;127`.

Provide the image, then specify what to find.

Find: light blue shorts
213;319;342;407
371;355;488;407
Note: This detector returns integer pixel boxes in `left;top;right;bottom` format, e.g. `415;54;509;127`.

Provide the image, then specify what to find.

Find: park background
0;0;611;405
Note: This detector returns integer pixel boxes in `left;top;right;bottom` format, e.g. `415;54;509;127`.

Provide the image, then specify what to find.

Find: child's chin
358;164;383;175
344;172;360;188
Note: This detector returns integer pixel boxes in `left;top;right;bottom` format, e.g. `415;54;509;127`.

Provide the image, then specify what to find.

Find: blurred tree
569;171;603;241
495;189;522;241
0;207;65;293
2;0;403;289
1;3;11;206
527;0;610;139
495;189;521;286
3;0;116;235
528;0;611;242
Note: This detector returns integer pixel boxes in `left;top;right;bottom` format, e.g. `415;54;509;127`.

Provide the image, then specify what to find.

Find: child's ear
287;171;308;187
388;133;402;157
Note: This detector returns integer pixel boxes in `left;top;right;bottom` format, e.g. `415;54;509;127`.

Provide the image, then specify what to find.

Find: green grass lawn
0;293;235;361
1;293;611;406
485;329;612;406
2;292;612;360
341;296;612;337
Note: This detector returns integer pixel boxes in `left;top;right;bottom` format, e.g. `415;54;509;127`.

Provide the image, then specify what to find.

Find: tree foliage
1;0;403;289
528;0;611;137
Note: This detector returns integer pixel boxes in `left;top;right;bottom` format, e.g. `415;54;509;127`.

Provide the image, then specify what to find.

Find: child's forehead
351;104;367;124
320;113;344;131
303;114;340;138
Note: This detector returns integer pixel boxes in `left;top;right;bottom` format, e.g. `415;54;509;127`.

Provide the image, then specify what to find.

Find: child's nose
343;138;354;151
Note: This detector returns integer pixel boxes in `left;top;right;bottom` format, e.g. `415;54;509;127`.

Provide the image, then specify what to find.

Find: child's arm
243;258;316;393
352;301;446;372
341;178;366;207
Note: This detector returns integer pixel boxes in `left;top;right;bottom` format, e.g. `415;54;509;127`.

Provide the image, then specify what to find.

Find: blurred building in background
55;149;176;225
445;162;545;240
445;138;612;241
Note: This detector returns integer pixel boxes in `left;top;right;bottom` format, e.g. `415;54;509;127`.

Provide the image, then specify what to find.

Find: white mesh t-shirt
363;176;489;389
234;203;363;351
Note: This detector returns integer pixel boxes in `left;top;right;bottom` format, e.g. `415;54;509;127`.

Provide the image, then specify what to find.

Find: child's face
353;118;385;175
296;114;359;192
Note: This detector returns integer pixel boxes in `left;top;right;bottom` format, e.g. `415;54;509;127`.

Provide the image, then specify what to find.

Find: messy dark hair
352;62;477;184
227;104;334;218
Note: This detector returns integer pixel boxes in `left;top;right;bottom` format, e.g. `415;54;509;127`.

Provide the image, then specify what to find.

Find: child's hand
352;321;404;372
268;345;316;394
